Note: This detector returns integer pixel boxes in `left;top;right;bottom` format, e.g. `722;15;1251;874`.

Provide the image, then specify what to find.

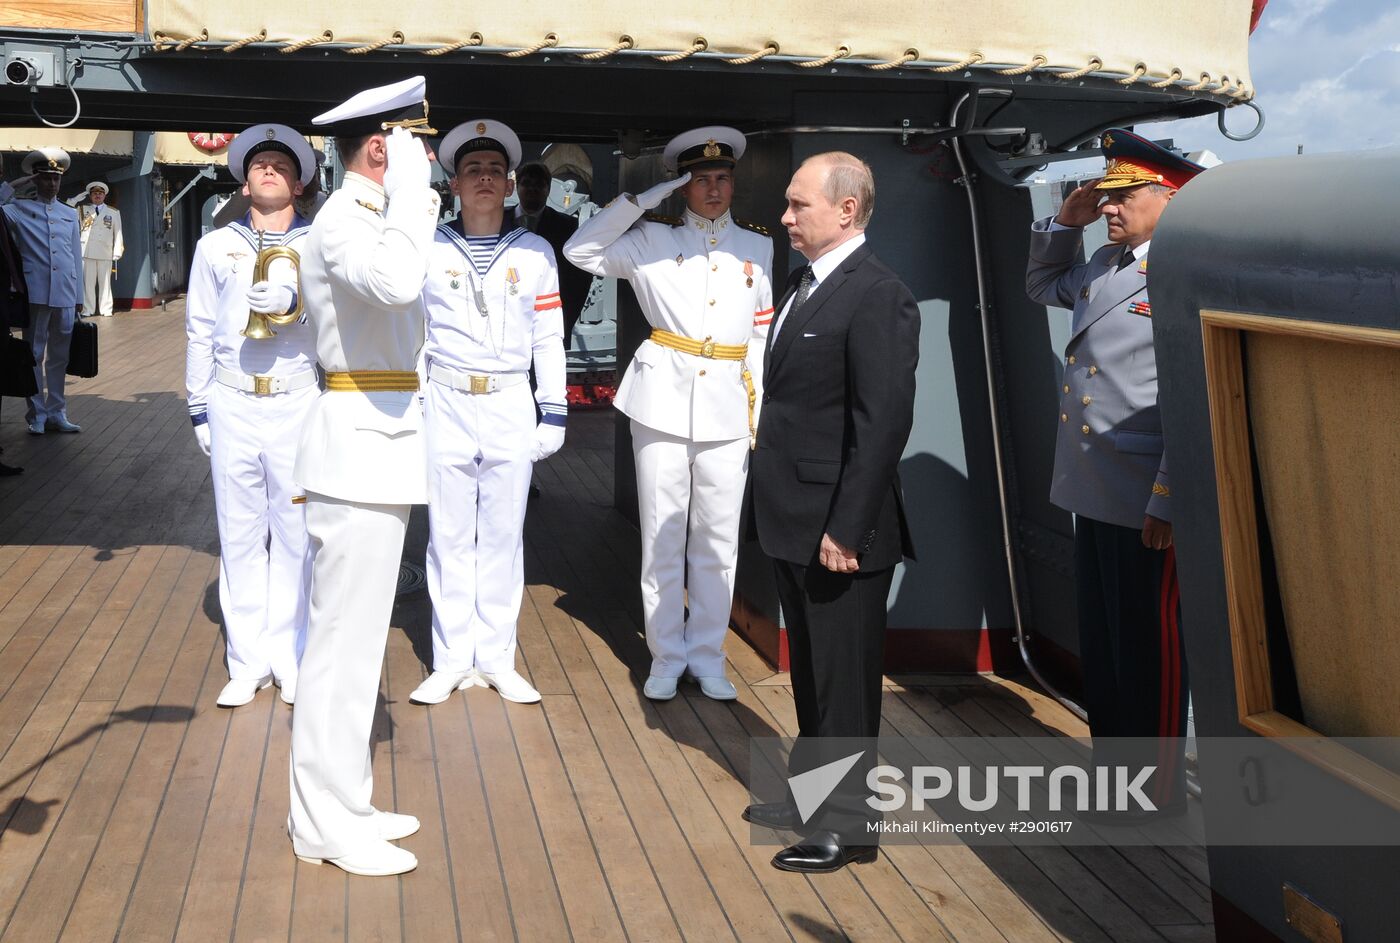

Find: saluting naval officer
2;148;83;435
409;120;565;707
564;126;773;701
1025;129;1203;817
185;124;319;709
288;76;441;877
68;181;123;317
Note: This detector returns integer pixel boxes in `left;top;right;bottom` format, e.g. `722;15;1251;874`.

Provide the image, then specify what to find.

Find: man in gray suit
1026;129;1203;819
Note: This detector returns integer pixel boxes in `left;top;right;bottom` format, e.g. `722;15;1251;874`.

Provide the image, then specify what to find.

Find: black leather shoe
0;462;22;477
771;831;878;873
742;801;802;830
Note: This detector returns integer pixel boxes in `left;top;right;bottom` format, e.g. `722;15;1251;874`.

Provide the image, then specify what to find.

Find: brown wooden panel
0;1;140;32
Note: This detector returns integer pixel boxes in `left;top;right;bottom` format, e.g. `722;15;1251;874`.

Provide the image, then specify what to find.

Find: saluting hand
634;172;692;211
383;126;431;198
1055;179;1104;228
819;533;860;574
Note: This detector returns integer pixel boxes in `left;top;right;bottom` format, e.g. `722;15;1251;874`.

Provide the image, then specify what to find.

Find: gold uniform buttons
1061;413;1068;422
1089;365;1098;375
1082;425;1090;435
709;299;716;306
712;264;718;271
1063;385;1070;393
1068;355;1076;364
698;369;707;376
1082;396;1091;405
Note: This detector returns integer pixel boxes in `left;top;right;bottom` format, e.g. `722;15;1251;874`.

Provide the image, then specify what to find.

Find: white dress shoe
217;675;272;707
695;676;738;700
297;839;417;876
409;669;478;704
45;415;81;433
26;420;44;435
276;675;296;705
375;810;421;841
478;669;541;704
643;676;679;701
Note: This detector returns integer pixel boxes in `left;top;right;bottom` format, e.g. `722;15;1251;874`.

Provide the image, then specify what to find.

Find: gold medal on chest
506;266;520;296
743;259;754;288
446;268;463;290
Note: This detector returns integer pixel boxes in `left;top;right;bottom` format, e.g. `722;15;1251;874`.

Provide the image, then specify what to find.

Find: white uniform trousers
82;258;115;317
630;419;749;679
289;493;410;858
23;303;73;424
425;380;535;674
207;381;316;682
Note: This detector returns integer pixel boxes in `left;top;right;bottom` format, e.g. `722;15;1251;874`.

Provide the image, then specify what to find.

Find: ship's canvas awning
142;0;1256;99
0;128;134;157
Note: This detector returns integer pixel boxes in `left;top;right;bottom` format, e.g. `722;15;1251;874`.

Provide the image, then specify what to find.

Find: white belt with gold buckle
428;362;529;395
216;365;318;396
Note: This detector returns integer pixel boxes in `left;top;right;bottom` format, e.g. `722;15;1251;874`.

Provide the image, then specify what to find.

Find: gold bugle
242;242;305;340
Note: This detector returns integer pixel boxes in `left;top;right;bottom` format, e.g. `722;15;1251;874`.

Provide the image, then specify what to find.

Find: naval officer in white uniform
69;181;123;316
185;124;319;708
410;120;565;707
288;77;440;877
564;127;774;701
2;147;83;435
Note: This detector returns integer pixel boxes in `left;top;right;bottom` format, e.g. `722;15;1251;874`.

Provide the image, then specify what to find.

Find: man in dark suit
744;152;919;872
513;162;593;348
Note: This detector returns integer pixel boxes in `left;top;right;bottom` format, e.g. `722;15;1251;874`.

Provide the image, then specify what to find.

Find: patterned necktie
791;266;814;312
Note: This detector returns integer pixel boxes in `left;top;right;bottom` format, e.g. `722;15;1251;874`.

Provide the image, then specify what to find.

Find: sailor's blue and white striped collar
228;212;311;252
436;217;528;277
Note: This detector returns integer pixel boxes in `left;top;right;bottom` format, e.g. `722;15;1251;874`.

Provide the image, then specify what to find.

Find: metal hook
1218;99;1265;142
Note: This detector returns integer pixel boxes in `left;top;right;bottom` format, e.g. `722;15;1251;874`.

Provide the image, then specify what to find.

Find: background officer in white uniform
565;127;773;701
185;124;319;709
410;120;566;707
68;181;123;316
2;148;83;435
288;77;440;877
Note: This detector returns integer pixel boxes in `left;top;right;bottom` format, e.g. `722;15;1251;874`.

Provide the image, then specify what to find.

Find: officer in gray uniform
1025;128;1203;818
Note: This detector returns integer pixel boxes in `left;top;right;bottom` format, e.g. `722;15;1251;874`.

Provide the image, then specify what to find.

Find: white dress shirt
772;232;866;339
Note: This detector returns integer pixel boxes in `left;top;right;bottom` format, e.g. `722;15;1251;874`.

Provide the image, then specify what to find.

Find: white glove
194;423;212;457
634;172;691;211
533;423;565;462
383;126;431;199
246;281;295;315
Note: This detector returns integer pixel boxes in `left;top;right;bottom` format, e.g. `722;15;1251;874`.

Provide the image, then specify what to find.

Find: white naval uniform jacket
1;198;81;308
1025;217;1170;528
293;172;441;505
78;205;123;261
184;214;315;425
564;202;773;442
422;222;567;423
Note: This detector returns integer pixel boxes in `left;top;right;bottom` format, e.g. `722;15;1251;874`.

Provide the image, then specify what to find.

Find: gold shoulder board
643;212;683;227
355;198;383;214
736;219;771;236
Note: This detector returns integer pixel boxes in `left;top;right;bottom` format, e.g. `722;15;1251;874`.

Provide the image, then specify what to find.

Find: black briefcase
67;318;98;379
1;333;37;398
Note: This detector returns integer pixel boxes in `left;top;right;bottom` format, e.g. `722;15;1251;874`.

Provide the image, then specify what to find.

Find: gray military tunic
1026;217;1169;529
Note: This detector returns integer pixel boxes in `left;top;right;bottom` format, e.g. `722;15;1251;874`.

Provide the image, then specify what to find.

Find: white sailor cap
228;124;317;187
662;126;746;174
21;146;71;176
84;181;110;195
311;76;435;137
439;119;523;175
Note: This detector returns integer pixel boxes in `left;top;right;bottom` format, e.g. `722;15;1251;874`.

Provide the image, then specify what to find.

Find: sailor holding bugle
185;123;318;709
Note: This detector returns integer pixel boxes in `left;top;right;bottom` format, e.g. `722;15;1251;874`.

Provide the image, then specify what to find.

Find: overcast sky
1145;0;1400;160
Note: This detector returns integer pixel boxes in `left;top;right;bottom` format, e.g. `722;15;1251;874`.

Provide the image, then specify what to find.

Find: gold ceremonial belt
648;330;757;448
324;371;421;392
649;329;748;360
